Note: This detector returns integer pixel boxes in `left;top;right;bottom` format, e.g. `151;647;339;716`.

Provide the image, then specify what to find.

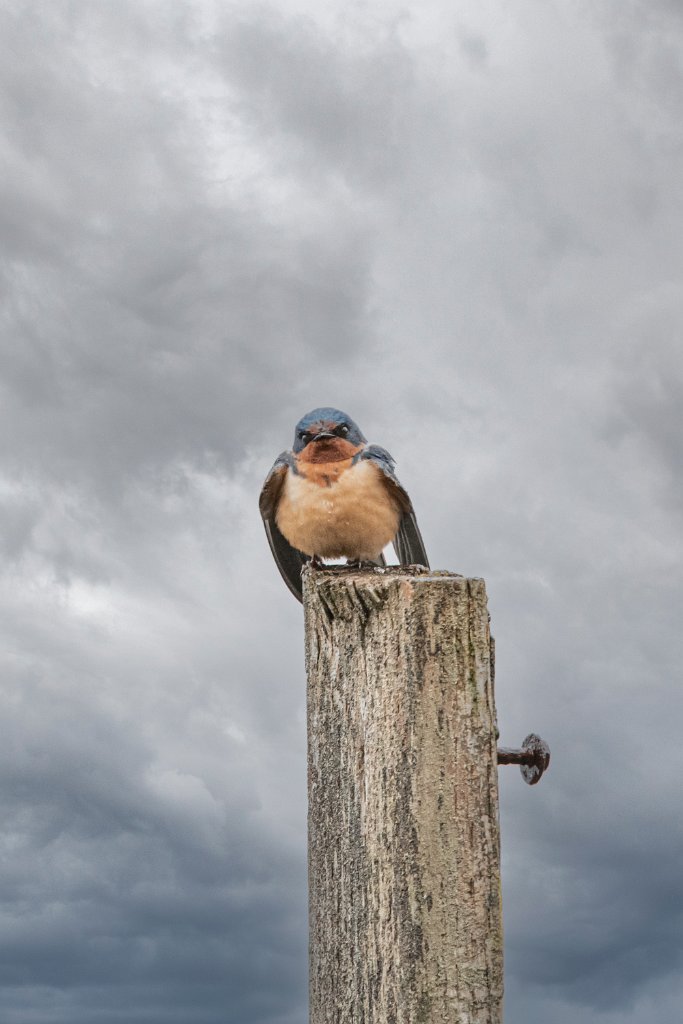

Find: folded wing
259;453;309;602
359;445;429;568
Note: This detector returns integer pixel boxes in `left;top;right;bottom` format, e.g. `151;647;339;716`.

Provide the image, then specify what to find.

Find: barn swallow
259;407;429;602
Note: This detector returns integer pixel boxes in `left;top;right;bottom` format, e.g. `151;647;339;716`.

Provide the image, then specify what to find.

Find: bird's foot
309;555;325;569
345;558;379;570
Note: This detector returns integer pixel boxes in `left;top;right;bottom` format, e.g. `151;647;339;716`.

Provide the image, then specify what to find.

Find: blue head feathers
292;407;366;452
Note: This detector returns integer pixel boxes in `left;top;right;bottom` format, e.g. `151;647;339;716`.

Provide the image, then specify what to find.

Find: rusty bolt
497;733;551;785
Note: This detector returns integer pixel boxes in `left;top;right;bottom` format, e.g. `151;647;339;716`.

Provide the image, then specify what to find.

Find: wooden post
304;566;503;1024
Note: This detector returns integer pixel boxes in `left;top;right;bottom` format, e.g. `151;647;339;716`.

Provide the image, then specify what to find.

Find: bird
259;407;429;602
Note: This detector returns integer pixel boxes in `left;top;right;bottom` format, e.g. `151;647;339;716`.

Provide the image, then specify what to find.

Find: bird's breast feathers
275;456;400;560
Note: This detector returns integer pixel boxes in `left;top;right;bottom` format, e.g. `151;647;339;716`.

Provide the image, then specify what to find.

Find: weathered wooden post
304;565;504;1024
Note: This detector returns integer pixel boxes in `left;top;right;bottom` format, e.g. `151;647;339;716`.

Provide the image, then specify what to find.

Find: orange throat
298;438;360;464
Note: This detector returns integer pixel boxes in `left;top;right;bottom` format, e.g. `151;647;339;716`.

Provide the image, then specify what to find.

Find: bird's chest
276;458;399;559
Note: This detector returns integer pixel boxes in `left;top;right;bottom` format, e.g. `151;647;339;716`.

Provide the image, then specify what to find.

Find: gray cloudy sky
1;0;682;1021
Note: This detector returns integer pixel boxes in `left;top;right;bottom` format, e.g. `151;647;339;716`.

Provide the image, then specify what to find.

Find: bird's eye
301;431;312;444
338;424;349;436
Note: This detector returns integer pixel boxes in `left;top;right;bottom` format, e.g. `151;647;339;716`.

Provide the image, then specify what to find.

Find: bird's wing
259;452;309;603
359;445;430;568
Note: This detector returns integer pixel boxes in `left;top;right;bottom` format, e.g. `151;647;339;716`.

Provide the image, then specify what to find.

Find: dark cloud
603;294;683;515
0;472;309;1023
213;8;413;188
1;1;682;1022
0;1;376;498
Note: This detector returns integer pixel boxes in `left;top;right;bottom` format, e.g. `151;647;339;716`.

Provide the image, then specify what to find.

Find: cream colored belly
276;460;400;559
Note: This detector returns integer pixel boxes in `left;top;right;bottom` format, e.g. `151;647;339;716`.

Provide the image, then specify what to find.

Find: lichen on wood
304;565;503;1024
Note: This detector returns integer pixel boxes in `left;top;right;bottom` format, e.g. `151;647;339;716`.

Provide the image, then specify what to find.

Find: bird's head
292;407;366;460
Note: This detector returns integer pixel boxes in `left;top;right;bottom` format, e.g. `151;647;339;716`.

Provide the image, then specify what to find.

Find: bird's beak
313;431;335;441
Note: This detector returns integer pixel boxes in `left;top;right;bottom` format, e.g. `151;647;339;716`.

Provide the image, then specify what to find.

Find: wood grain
304;566;503;1024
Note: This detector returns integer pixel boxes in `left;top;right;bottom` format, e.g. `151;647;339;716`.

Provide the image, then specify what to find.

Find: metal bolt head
520;733;551;785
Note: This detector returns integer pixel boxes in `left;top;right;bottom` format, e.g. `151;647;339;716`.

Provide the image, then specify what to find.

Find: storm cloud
1;1;682;1021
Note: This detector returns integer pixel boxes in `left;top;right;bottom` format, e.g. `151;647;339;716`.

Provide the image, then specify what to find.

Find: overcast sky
1;0;682;1021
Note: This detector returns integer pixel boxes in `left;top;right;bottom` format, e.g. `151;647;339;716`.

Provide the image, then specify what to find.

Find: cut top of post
303;563;468;614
